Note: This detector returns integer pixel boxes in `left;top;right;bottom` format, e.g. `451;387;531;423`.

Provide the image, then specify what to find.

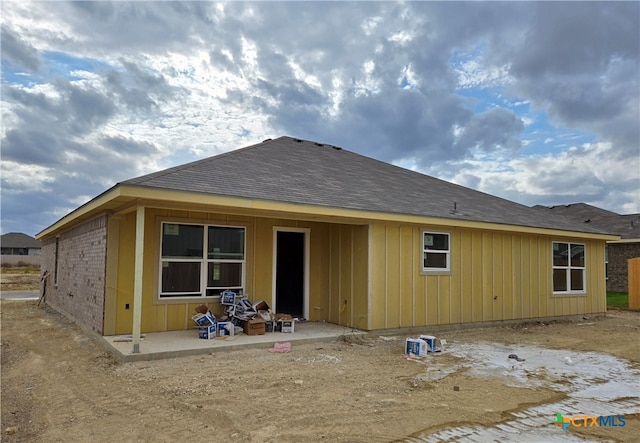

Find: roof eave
36;183;621;242
608;237;640;244
110;185;622;241
36;185;123;240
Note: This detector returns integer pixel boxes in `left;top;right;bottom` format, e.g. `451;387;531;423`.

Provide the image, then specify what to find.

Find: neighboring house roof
597;214;640;240
121;136;610;235
534;203;640;240
1;232;42;248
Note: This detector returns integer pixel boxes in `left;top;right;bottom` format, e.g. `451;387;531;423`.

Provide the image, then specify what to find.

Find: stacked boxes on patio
190;291;298;339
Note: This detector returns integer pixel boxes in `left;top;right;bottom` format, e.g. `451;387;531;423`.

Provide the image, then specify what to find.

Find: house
0;232;42;266
36;137;618;349
533;203;640;292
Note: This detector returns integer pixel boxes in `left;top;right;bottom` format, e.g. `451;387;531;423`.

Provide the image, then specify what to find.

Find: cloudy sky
1;1;639;237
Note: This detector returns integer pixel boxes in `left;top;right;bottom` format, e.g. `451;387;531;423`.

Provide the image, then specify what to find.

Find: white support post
132;206;145;354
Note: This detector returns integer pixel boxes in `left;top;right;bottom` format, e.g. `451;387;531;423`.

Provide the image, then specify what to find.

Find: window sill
155;295;221;305
420;269;451;276
551;292;587;297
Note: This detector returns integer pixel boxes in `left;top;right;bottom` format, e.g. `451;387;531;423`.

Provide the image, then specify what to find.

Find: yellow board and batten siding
367;222;607;330
104;204;607;335
351;225;369;330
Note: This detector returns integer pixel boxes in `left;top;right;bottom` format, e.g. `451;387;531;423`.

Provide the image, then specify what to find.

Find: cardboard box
220;291;237;305
265;320;275;333
253;300;270;312
418;335;445;352
195;304;209;314
198;325;216;339
278;319;295;333
217;321;233;336
419;335;435;352
405;338;428;357
243;318;266;336
192;312;216;327
231;317;245;327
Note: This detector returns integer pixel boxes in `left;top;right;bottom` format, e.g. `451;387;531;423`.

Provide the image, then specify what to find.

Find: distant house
534;203;640;292
0;232;42;266
36;137;617;343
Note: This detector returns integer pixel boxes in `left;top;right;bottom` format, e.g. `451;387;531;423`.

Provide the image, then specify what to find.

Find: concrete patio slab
0;290;39;300
101;321;365;362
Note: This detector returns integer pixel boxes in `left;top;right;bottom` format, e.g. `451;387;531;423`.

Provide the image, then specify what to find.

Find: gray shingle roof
532;203;618;220
123;136;612;235
1;232;42;248
535;203;640;239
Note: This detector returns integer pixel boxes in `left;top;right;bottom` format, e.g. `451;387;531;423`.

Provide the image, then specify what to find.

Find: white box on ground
419;335;445;352
405;338;428;357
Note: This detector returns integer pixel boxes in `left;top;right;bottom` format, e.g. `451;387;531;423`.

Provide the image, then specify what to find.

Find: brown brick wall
40;216;108;334
607;242;640;292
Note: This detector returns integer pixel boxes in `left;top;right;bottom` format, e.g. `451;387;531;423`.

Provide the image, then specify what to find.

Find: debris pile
190;291;298;339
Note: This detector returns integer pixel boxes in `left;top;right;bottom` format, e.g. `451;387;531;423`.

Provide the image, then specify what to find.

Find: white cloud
1;161;55;193
455;58;513;90
445;141;639;212
361;16;382;35
388;30;413;45
69;194;93;206
398;64;419;89
1;2;74;51
352;60;381;96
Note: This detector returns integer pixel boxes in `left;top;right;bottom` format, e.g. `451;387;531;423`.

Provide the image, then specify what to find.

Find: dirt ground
1;300;638;443
0;267;41;292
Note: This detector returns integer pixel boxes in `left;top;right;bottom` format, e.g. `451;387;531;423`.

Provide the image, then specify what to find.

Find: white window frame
158;222;246;300
421;231;451;274
552;241;586;295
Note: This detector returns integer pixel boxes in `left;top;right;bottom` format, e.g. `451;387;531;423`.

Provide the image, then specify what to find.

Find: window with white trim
422;231;450;272
552;241;586;293
160;223;245;299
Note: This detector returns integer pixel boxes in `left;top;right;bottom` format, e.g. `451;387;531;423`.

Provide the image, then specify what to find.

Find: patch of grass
0;265;41;274
0;266;41;290
607;291;629;309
